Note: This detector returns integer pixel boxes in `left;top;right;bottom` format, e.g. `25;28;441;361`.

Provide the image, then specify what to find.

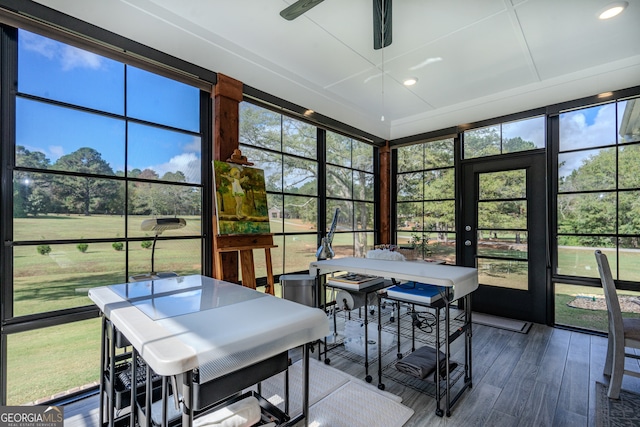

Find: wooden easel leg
239;249;256;289
265;248;275;295
214;252;224;280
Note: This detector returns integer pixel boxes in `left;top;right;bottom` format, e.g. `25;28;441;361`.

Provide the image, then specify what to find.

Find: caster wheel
390;316;395;323
397;353;403;359
370;309;375;315
378;383;385;391
435;409;444;417
324;358;331;365
446;411;451;417
365;375;372;383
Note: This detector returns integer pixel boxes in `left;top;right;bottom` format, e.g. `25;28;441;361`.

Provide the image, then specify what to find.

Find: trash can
280;274;316;307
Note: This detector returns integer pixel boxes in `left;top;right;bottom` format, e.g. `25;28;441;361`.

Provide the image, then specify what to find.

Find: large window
4;29;204;404
326;131;376;258
555;97;640;330
239;102;320;277
395;139;456;263
556;98;640;279
239;102;377;280
463;116;545;159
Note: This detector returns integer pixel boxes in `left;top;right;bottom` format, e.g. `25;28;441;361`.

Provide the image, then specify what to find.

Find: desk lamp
129;217;186;282
317;208;339;260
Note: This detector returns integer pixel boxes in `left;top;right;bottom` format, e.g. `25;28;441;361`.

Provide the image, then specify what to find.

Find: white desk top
310;257;478;299
89;275;329;380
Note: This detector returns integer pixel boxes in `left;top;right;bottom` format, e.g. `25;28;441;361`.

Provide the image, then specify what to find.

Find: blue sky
16;30;201;183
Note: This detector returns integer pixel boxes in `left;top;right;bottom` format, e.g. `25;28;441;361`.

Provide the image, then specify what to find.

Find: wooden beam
213;73;243;282
378;141;391;244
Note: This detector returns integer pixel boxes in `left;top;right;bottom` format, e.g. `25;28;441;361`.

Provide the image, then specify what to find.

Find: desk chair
595;250;640;399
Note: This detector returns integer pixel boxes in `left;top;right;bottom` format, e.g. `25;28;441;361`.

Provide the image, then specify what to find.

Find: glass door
461;153;547;323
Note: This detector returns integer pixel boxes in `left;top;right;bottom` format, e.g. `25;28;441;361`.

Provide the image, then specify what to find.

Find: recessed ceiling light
597;1;628;19
403;78;418;86
597;91;614;98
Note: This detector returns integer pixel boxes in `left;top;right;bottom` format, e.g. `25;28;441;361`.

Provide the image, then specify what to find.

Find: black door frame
459;151;548;324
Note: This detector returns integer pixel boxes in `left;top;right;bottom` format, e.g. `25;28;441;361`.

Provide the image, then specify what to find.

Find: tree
396;139;456;252
130;169;159;215
14;146;52;217
158;171;194;216
463;126;501;158
52;147;118;215
556;143;640;248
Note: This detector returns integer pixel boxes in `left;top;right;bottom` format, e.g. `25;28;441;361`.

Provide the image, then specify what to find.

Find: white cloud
558;103;617;177
21;31;56;58
183;137;202;154
21;30;103;71
60;45;103;71
559;104;616;152
49;145;65;160
503;116;545;148
151;153;201;184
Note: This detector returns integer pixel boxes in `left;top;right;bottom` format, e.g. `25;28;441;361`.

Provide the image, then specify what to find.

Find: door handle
465;240;472;246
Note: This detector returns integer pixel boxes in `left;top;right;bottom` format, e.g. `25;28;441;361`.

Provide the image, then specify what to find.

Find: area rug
254;358;414;427
596;381;640;427
471;312;532;334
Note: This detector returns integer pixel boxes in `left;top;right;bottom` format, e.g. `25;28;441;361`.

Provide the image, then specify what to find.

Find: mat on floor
596;381;640;427
471;312;532;333
254;358;413;427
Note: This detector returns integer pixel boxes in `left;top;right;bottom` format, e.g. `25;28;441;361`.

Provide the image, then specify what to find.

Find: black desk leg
445;298;451;417
303;343;310;427
161;376;168;427
98;317;106;427
182;371;194;427
466;294;473;388
377;294;384;390
435;305;442;417
109;322;117;427
130;347;138;427
364;293;371;383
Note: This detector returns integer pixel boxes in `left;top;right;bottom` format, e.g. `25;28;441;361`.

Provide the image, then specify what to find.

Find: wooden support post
213;74;243;283
379;141;391;245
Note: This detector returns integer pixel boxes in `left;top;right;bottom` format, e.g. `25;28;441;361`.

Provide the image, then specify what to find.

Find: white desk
309;257;478;299
309;257;477;417
89;275;329;426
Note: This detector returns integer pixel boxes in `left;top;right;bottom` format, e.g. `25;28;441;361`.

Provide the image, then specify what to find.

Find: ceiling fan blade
373;0;392;49
280;0;326;20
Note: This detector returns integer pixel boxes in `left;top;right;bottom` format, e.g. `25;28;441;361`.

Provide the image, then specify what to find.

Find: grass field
7;215;373;404
6;215;640;404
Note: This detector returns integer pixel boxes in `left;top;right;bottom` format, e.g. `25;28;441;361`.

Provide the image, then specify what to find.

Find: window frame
239;100;380;279
0;22;213;405
393;138;457;263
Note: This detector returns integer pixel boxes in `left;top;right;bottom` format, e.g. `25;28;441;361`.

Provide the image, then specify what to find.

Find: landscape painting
213;160;271;235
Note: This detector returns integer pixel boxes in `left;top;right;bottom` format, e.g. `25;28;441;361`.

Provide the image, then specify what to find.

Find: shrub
37;245;51;255
77;243;89;253
141;240;152;249
112;242;124;251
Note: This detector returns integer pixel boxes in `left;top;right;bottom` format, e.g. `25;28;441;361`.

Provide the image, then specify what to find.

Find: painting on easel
213;160;271;235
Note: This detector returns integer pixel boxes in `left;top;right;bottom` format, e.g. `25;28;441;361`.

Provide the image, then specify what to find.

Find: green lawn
6;215;640;404
8;215;341;404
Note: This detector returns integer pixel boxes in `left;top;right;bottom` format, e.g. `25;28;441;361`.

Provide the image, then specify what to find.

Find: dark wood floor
64;318;640;427
325;319;640;427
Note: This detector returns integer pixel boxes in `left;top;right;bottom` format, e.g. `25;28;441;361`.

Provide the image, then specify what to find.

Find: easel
212;149;276;295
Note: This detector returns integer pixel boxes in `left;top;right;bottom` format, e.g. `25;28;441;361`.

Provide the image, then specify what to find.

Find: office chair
595;250;640;399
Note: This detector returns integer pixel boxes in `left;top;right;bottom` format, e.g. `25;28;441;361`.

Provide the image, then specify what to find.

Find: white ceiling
33;0;640;142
